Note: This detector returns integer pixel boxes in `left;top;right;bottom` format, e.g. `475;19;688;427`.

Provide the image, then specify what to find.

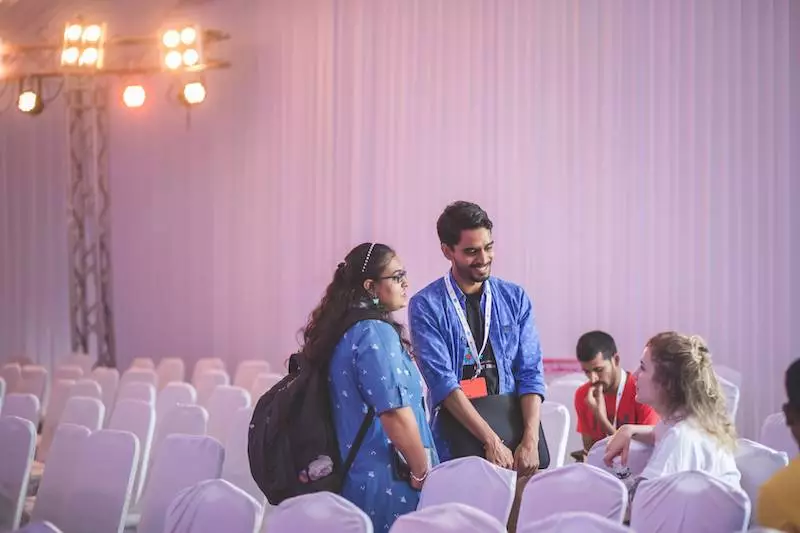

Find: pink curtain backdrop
1;0;798;438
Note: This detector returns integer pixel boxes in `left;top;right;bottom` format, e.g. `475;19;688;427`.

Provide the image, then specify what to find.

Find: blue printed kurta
329;319;439;531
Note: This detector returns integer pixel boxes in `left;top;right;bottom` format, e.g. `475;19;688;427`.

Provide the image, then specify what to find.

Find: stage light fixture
61;21;106;69
17;79;44;115
161;25;203;71
180;81;206;106
122;85;146;108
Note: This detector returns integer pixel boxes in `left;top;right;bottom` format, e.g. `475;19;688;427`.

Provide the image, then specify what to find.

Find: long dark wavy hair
300;243;411;365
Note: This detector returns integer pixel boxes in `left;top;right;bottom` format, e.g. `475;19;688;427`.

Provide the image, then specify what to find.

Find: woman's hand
409;470;428;490
604;425;634;467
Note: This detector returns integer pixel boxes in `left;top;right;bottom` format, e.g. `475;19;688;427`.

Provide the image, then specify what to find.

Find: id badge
460;376;488;399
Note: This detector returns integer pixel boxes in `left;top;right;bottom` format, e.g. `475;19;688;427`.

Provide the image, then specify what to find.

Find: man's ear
612;353;621;366
441;243;453;261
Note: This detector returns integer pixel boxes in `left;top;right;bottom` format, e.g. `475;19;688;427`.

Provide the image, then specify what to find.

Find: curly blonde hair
647;332;737;450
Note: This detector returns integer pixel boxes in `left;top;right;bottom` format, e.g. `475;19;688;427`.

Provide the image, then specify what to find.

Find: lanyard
443;273;492;378
611;371;628;428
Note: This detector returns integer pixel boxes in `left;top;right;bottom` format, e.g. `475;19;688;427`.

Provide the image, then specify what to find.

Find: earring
372;296;380;307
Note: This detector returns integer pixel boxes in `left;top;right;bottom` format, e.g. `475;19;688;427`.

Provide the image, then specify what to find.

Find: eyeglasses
378;270;408;284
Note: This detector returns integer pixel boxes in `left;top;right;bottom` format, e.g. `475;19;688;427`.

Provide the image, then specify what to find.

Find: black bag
438;393;551;468
247;308;392;505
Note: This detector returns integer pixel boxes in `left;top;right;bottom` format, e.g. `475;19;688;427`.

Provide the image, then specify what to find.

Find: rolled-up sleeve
352;321;412;414
409;296;459;407
513;292;546;399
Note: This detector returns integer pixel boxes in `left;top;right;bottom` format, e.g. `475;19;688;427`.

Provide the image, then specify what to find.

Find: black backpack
248;308;392;505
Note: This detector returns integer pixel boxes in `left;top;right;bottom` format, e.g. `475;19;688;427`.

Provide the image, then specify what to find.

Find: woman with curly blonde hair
604;332;741;496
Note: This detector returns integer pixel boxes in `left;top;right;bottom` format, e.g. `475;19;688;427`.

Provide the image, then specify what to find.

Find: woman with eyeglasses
302;242;437;531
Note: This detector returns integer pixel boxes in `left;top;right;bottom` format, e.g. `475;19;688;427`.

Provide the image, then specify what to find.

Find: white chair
715;365;743;387
540;402;570;467
135;434;225;533
1;363;22;394
760;412;797;458
30;424;93;526
62;352;94;375
391;502;505;533
120;368;158;390
149;404;209;472
130;357;156;370
222;406;263;503
156;358;186;390
16;521;64;532
630;470;750;533
163;479;263;533
60;429;140;533
0;415;36;530
586;436;654;479
249;373;284;402
716;375;740;419
37;379;76;462
191;358;226;386
60;396;105;431
543;381;584;460
1;393;41;429
70;378;103;400
53;364;83;382
156;382;197;423
233;360;271;392
0;376;5;410
117;381;156;406
518;511;629;533
265;491;372;533
108;399;155;504
91;367;120;424
207;386;251;443
419;456;516;524
518;463;628;524
19;365;49;412
195;369;230;407
550;373;587;386
735;438;789;523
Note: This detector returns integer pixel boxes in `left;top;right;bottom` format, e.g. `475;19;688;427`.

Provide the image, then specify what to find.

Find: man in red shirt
573;331;660;455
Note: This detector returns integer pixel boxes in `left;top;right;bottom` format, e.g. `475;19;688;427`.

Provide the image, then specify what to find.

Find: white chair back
54;364;83;382
543;381;584;458
130;357;155;370
109;399;156;504
207;385;251;443
550;373;587;386
60;396;105;431
1;393;41;429
1;363;22;393
150;404;209;471
735;438;789;523
630;470;750;533
61;429;140;533
715;365;743;387
15;521;64;533
91;367;120;423
518;463;627;524
37;379;76;462
156;382;197;422
70;378;103;400
391;502;505;533
760;412;797;458
164;479;263;533
63;352;94;375
120;368;158;390
587;436;654;478
117;381;156;406
31;424;92;525
195;369;230;406
19;365;49;410
137;434;225;533
156;358;186;389
191;358;226;386
716;374;740;419
249;372;284;402
540;401;570;467
419;456;516;524
222;406;263;503
265;491;372;533
0;415;37;530
0;376;4;408
518;511;629;533
233;360;271;392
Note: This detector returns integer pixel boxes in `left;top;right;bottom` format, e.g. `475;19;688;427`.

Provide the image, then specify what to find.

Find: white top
640;418;741;489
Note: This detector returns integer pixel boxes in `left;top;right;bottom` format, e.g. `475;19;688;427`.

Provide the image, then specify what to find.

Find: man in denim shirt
409;201;546;476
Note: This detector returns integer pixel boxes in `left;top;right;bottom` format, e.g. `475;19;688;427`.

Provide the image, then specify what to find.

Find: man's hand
586;383;607;418
513;435;540;476
484;435;514;469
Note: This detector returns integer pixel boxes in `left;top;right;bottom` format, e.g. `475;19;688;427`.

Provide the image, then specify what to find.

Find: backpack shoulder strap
341;406;375;476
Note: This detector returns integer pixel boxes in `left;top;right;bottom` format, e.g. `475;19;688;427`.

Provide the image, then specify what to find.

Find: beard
455;260;492;283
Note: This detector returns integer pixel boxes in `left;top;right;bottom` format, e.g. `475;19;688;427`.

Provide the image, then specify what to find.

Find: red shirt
574;371;660;441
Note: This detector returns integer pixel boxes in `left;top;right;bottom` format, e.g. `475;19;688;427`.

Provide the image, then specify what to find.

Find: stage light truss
0;21;231;368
